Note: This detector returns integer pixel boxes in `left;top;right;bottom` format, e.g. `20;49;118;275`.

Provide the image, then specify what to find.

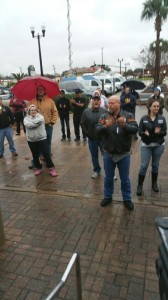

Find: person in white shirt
24;104;57;177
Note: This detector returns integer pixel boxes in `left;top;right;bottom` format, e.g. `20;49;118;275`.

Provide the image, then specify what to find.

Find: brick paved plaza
0;106;168;299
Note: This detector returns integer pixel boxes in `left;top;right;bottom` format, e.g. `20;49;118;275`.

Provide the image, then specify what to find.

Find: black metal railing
45;252;82;300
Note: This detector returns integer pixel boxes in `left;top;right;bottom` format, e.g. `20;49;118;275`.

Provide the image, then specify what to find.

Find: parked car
0;86;13;97
139;83;168;105
0;90;10;105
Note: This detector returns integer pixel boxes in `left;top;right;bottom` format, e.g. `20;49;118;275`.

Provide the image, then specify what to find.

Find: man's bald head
108;95;121;115
108;95;120;103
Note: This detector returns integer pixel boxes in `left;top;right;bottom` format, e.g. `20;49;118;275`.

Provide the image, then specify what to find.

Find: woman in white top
24;104;57;177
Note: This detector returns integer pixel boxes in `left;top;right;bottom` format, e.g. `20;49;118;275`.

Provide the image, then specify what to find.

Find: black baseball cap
73;89;83;94
92;95;100;100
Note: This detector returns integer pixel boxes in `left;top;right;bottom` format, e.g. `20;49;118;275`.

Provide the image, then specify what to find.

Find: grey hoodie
24;105;47;142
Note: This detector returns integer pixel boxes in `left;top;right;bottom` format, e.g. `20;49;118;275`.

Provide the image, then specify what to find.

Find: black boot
152;172;159;192
136;174;145;196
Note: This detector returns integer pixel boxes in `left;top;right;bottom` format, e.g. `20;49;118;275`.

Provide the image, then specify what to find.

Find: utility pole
67;0;73;73
101;47;104;67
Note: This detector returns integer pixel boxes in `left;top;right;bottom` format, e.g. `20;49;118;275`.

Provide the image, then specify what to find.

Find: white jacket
24;113;47;142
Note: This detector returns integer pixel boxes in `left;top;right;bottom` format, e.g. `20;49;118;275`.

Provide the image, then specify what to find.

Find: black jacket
72;97;85;115
56;97;71;118
138;114;167;145
96;110;138;155
0;105;14;129
80;107;107;140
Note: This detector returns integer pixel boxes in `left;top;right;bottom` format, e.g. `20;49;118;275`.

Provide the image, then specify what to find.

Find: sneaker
114;175;117;181
124;201;134;211
74;138;80;141
100;198;112;207
34;169;42;176
91;172;101;179
61;137;66;141
12;152;18;156
48;167;58;177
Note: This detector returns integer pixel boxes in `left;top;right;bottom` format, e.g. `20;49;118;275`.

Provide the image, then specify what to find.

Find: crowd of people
0;83;167;211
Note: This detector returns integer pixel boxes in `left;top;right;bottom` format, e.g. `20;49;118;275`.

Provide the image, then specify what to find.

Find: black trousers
60;115;71;138
73;113;86;139
28;139;54;169
14;112;25;134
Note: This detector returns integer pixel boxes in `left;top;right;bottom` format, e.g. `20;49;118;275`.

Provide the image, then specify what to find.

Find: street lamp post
30;26;46;76
118;58;123;74
125;63;130;79
53;65;56;76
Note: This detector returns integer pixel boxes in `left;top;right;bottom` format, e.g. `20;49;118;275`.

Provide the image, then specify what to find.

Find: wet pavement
0;105;168;299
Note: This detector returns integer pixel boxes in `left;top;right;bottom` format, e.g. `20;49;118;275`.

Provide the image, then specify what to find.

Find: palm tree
11;73;27;82
141;0;168;85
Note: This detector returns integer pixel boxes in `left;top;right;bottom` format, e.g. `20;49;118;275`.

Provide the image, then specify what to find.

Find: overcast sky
1;0;168;76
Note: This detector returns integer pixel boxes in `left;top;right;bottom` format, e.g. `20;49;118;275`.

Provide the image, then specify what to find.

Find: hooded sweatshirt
29;95;58;125
24;105;47;142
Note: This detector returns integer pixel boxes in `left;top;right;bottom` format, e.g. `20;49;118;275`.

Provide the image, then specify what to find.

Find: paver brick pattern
0;106;168;299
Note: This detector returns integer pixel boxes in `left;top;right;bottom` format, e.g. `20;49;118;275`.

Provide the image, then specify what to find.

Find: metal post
75;254;82;300
45;252;82;300
37;34;43;76
0;207;5;247
100;79;104;94
101;47;104;66
118;59;123;74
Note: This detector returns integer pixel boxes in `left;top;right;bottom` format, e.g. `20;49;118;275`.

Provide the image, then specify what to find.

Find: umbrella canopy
59;80;85;92
121;80;146;90
11;76;61;100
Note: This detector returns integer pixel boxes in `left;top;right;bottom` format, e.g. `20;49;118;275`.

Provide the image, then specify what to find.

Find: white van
111;77;125;92
61;75;103;96
93;75;115;94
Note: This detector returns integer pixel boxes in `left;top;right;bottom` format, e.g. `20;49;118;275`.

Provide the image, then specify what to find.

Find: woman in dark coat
137;98;167;196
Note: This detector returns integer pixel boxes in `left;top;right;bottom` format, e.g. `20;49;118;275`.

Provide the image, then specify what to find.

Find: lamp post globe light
30;26;46;76
118;58;123;74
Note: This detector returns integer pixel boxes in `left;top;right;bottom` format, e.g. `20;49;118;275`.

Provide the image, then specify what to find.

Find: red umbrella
11;76;61;100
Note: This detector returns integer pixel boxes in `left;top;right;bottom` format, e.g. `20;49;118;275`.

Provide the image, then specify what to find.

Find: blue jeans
88;139;102;174
103;152;131;201
45;124;53;155
139;145;165;176
60;115;71;138
0;127;16;155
